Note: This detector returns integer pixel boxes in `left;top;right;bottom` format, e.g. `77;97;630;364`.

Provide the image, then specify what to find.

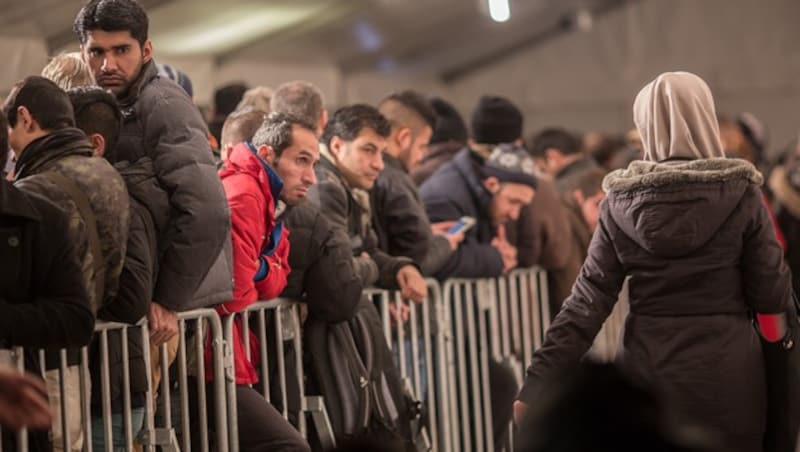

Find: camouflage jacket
14;128;130;314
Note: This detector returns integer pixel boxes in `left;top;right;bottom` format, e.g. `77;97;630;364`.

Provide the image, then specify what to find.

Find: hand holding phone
446;216;476;235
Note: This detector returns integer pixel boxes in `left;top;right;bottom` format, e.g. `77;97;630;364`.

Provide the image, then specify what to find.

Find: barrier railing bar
176;319;190;452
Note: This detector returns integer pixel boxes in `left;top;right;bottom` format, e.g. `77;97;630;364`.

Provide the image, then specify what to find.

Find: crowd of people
1;0;799;451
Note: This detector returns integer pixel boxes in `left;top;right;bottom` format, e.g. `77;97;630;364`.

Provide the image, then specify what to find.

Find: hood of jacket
602;158;762;258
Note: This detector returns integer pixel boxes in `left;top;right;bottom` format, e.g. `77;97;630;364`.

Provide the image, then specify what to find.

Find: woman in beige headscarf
514;72;791;452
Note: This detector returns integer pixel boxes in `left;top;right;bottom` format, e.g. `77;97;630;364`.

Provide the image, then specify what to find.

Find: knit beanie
429;97;468;145
481;143;538;189
470;95;523;145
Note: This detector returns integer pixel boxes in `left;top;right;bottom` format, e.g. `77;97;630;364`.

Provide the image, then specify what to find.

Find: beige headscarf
633;72;725;162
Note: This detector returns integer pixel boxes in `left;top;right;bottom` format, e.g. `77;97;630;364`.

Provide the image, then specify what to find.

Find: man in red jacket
215;111;318;451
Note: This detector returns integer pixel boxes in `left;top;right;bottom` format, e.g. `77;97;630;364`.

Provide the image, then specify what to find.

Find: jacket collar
319;144;354;191
0;179;41;220
14;128;94;180
224;142;284;203
118;59;159;108
422;141;465;164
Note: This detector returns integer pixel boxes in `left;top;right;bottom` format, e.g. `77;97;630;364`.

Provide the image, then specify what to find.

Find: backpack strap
45;171;105;311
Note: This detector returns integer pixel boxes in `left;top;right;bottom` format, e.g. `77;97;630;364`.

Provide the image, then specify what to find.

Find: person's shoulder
22;188;70;228
137;75;198;117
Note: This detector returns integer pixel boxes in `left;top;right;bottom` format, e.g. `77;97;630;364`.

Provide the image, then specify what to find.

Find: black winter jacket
90;157;166;407
0;180;93;348
519;159;792;452
371;154;452;276
281;201;362;323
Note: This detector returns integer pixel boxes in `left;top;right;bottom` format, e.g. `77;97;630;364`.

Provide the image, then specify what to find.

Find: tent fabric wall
445;0;800;151
1;0;798;149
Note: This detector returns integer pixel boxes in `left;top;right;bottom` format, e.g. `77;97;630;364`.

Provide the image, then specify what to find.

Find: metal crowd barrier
441;277;497;452
0;266;636;452
149;309;230;452
0;319;154;452
367;278;445;451
222;299;336;452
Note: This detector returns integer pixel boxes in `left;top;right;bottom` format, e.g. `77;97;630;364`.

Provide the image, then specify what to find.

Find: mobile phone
447;216;476;235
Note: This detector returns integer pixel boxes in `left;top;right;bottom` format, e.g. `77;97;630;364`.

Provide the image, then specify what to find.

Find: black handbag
759;294;800;452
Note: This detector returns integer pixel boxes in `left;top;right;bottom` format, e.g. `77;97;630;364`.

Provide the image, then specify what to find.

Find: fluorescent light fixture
152;2;326;56
488;0;510;22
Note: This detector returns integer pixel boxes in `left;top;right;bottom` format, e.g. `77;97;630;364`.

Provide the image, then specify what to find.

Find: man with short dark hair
410;97;468;186
4;75;130;452
67;85;152;452
528;127;598;193
74;0;231;344
371;90;462;276
0;108;93;452
216;111;314;451
312;104;427;301
67;86;122;158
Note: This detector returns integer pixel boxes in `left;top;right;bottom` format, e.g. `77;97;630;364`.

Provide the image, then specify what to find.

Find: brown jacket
507;177;572;271
546;196;592;313
520;159;792;452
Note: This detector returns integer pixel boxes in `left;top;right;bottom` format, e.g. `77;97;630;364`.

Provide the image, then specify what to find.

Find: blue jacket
419;149;504;279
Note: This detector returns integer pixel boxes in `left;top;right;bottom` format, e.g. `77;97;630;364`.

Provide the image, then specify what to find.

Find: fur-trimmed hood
602;158;762;194
602;158;763;257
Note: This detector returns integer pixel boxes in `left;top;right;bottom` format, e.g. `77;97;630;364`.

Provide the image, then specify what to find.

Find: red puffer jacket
207;142;290;384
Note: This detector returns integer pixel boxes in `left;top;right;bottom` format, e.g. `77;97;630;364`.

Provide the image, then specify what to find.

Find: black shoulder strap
45;171;105;310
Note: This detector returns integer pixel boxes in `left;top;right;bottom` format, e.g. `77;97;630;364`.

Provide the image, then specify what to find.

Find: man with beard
371;90;462;276
73;0;231;345
213;111;315;451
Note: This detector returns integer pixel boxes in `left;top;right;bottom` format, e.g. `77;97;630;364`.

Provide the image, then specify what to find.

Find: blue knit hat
158;63;194;99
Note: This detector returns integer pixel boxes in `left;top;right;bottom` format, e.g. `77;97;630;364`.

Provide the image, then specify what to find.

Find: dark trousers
189;379;310;452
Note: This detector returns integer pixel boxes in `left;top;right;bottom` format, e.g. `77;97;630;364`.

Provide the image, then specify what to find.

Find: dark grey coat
371;153;452;276
519;159;792;452
114;60;230;311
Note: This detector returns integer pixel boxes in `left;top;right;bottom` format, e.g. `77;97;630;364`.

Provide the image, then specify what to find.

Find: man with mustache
310;104;427;303
213;111;316;451
73;0;231;344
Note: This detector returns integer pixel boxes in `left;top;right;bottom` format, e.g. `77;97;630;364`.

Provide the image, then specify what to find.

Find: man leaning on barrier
212;112;315;451
310;104;428;303
0;110;93;452
68;86;153;452
270;81;364;322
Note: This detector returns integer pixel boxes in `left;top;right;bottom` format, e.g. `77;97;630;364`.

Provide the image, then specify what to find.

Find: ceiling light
488;0;511;22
